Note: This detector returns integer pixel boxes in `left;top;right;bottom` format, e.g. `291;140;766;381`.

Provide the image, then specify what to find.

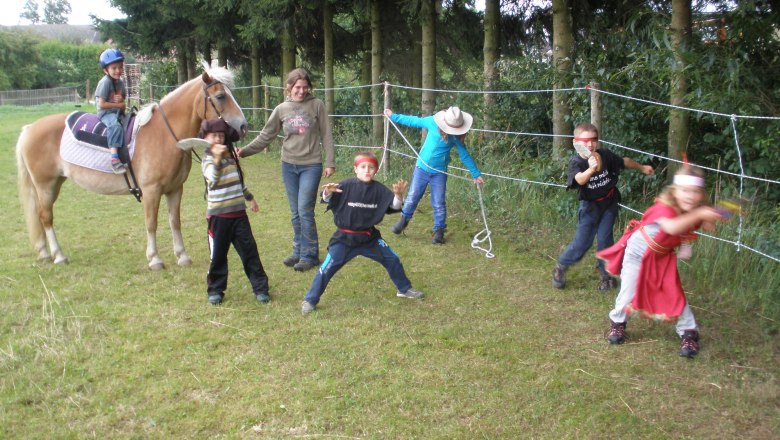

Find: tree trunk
323;0;335;118
360;19;371;108
251;46;262;122
186;40;197;79
175;44;187;85
281;19;296;86
483;0;500;136
552;0;574;160
668;0;692;179
371;0;383;147
217;46;228;68
420;0;437;118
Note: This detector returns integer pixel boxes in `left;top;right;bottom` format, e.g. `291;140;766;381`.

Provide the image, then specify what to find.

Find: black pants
206;214;269;297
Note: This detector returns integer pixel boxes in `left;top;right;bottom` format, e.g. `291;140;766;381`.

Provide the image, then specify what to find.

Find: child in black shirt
552;123;654;291
301;151;424;315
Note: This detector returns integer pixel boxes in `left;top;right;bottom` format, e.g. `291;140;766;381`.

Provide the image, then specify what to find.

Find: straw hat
433;106;473;135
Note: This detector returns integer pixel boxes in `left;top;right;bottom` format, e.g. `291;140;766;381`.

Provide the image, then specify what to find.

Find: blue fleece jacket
390;113;481;178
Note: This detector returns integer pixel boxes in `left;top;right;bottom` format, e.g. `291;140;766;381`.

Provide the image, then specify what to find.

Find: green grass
1;104;778;438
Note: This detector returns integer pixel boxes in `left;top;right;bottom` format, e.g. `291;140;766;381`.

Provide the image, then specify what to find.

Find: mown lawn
0;103;777;438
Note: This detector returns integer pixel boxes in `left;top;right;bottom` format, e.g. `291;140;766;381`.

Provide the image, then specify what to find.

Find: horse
15;66;248;270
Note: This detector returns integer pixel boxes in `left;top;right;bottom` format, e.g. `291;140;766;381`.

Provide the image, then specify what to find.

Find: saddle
60;108;151;202
66;111;137;149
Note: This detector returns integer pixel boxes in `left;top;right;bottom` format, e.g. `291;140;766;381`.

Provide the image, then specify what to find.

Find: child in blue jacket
384;107;484;244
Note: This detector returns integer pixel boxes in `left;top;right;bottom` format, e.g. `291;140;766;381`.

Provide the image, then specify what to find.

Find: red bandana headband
354;156;378;168
573;136;598;142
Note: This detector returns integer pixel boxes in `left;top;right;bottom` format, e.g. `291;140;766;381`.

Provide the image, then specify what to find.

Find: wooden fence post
85;79;91;103
382;81;391;174
590;81;601;132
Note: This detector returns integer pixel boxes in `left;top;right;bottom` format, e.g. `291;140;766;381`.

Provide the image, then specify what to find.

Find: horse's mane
158;65;236;105
204;66;235;89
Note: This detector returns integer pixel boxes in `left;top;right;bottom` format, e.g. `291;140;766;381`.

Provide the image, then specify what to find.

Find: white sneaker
397;288;424;299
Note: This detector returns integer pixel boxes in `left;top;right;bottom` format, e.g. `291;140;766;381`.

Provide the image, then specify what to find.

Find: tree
323;0;335;118
370;0;383;146
551;0;573;160
668;0;691;178
20;0;40;24
43;0;71;25
483;0;500;135
420;0;437;117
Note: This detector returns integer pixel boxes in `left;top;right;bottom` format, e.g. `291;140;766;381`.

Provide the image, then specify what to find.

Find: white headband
673;174;705;188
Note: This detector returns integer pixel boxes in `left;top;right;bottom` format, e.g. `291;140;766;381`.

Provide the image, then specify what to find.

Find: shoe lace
608;324;625;338
681;335;699;351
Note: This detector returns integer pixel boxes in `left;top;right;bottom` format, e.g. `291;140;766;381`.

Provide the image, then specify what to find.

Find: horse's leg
165;186;192;266
37;177;69;264
142;188;165;270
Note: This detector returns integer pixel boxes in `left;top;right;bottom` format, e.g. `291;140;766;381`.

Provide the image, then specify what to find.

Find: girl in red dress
597;166;726;357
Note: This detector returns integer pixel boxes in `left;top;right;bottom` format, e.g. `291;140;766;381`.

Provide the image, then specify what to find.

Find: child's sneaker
391;216;409;234
607;321;626;344
255;292;270;303
679;330;700;358
598;276;616;292
301;301;316;315
111;159;127;174
397;287;424;299
208;294;223;305
282;255;299;267
294;260;318;272
552;264;566;289
432;229;445;244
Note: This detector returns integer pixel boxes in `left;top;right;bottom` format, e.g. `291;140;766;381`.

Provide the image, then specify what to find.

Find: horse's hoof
53;255;69;264
148;261;165;271
177;255;193;267
37;254;52;263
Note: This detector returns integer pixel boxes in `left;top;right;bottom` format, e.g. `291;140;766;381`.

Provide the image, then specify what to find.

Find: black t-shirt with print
566;148;625;202
325;177;399;246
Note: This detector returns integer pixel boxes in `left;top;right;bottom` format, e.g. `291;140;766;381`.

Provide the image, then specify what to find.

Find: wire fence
0;86;81;106
25;75;778;262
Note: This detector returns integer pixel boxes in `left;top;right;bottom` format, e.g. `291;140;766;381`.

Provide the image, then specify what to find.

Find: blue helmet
99;48;124;69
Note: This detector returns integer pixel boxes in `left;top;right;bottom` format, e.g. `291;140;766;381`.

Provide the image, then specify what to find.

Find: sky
2;0;125;26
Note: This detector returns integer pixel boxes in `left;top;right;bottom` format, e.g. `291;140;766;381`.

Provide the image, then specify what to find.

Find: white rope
471;184;495;258
391;84;586;95
730;115;746;252
385;116;496;259
588;85;780;121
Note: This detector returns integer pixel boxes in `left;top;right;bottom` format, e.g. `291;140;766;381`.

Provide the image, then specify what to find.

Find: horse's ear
202;71;212;84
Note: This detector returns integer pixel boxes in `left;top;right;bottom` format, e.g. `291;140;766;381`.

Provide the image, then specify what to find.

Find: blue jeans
100;111;123;148
304;238;412;306
401;167;448;231
281;162;322;263
557;199;619;274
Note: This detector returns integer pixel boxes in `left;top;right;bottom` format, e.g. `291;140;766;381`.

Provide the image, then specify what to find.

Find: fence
0;86;81;106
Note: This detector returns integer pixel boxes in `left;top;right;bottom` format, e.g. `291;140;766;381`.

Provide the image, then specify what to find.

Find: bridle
157;78;229;143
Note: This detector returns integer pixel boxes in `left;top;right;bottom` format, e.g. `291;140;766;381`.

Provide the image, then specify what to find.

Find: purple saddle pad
66;112;136;148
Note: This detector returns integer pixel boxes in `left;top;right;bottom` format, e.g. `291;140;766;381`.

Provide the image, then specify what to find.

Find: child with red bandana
300;151;424;315
552;122;655;291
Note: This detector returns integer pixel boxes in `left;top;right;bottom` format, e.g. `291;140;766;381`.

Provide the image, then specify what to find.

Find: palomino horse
16;66;247;269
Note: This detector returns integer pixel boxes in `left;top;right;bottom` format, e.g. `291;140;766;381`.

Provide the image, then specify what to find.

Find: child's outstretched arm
657;206;724;235
623;157;654;176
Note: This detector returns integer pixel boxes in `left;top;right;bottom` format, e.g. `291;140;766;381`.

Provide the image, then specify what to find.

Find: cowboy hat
433;106;473;135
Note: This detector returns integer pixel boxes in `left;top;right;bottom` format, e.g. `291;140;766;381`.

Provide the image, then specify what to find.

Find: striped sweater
201;147;254;216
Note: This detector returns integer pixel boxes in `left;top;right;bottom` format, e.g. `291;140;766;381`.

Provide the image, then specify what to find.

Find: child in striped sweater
200;118;270;305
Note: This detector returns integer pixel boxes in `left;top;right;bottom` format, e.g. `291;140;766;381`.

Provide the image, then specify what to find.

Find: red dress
597;201;697;321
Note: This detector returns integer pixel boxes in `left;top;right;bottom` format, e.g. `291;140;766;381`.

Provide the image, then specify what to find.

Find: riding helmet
99;48;125;69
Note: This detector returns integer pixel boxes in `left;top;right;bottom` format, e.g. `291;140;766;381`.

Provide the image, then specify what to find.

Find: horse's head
199;67;248;138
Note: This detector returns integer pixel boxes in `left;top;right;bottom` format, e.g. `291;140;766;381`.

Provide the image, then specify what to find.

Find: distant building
0;24;104;44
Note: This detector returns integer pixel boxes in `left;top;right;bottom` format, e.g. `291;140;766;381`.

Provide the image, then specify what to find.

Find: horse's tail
16;125;45;252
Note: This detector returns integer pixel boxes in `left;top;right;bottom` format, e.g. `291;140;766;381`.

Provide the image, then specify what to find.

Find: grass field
1;103;777;438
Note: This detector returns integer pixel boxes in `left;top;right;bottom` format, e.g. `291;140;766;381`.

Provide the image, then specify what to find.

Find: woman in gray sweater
239;68;335;272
